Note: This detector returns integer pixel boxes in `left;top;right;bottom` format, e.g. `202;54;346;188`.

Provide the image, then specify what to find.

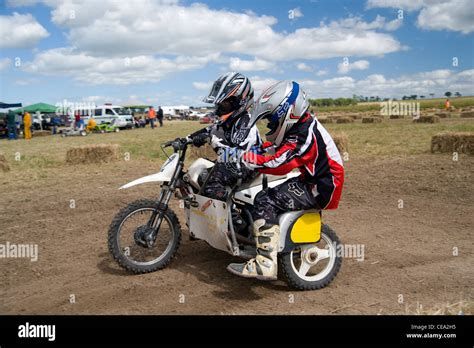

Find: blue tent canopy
0;102;22;109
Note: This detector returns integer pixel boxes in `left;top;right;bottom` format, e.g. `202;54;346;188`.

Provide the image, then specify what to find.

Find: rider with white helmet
227;80;345;280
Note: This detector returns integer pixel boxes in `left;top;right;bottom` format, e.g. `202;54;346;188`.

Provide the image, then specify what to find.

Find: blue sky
0;0;473;107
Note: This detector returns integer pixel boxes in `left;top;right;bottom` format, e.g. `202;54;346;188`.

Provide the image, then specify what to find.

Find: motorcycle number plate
290;212;321;243
189;194;230;252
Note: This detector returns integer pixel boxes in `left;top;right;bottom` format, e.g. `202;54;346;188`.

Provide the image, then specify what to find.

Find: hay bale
332;132;349;153
460;111;474;118
413;115;440;123
389;115;404;119
362;117;382;124
33;130;51;137
66;144;120;164
431;132;474;155
0;153;10;172
348;114;362;120
318;117;333;124
336;117;354;124
435;112;450;118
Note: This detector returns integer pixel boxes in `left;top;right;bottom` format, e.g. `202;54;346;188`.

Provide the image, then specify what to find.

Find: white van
76;104;133;128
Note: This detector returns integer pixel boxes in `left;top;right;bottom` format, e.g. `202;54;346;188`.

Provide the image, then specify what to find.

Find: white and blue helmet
250;80;309;146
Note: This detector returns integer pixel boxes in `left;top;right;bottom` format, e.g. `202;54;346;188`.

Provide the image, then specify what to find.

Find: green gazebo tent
13;103;57;114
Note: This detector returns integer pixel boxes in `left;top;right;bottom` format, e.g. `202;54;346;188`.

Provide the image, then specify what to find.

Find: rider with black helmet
190;72;262;231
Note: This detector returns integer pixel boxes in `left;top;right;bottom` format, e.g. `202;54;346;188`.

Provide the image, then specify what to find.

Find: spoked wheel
108;199;181;274
281;224;342;290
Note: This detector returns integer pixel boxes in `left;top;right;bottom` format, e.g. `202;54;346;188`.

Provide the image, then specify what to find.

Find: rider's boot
227;219;279;280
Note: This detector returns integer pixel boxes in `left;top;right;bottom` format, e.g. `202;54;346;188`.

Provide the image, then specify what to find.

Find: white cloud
0;58;12;71
193;81;212;91
338;59;370;74
296;63;314;72
289;7;303;20
366;0;425;11
418;69;452;79
330;15;402;31
23;48;221;85
0;13;49;48
193;76;280;99
385;18;403;31
248;76;279;95
321;77;356;89
81;95;105;103
14;78;39;85
299;69;474;99
229;57;275;71
417;0;474;34
26;1;402;61
367;0;474;33
256;24;401;61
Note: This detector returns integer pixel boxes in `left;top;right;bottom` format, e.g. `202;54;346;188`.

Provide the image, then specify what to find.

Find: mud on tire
108;199;181;274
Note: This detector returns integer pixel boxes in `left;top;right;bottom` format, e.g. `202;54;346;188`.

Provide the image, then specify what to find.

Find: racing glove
192;133;209;147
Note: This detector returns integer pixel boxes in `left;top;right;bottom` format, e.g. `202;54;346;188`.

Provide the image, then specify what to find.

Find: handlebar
162;137;193;152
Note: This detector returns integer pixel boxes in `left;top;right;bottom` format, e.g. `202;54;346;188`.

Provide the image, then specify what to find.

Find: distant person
74;112;81;130
445;98;451;110
51;115;60;134
86;118;97;132
7;110;17;140
148;106;156;129
23;111;32;140
157;106;163;127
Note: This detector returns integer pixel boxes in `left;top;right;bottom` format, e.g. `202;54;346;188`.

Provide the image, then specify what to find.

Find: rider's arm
236;124;262;151
242;133;317;176
189;125;211;138
189;125;212;147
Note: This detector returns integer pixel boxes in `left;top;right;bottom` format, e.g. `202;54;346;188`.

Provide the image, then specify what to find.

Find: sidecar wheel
108;199;181;274
280;224;342;291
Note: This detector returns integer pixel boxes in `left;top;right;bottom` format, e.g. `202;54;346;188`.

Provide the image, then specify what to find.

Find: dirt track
1;148;472;315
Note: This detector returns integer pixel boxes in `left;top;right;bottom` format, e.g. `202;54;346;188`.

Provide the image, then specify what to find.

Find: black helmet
203;72;254;124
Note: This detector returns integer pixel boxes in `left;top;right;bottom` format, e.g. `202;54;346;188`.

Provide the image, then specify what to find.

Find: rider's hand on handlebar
192;133;209;148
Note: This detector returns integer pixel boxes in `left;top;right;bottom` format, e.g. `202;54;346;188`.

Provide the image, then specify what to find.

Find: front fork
144;162;183;247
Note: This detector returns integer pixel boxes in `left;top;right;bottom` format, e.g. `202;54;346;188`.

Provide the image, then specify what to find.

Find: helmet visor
202;78;225;104
265;112;280;137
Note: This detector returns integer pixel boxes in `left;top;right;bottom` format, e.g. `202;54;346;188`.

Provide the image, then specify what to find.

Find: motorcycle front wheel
108;199;181;274
280;224;342;291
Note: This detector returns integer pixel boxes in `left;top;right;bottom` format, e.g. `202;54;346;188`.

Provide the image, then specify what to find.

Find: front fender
119;153;178;190
119;171;170;190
